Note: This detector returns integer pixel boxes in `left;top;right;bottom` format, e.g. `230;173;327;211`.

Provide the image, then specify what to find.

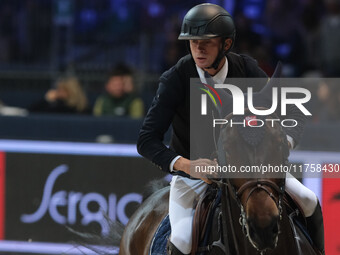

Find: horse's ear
216;62;282;117
272;61;282;78
260;62;282;95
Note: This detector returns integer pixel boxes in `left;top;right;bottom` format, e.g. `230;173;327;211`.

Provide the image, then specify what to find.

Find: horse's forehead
231;115;267;147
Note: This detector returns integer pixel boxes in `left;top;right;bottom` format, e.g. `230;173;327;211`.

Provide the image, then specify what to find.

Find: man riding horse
137;3;324;255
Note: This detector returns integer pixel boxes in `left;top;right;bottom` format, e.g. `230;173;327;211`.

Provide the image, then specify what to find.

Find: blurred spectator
93;64;144;118
29;76;89;114
319;0;340;76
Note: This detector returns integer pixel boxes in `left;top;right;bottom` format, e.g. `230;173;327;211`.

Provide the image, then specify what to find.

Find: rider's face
190;38;223;74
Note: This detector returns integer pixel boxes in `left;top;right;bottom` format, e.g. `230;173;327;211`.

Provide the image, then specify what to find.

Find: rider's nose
197;43;205;51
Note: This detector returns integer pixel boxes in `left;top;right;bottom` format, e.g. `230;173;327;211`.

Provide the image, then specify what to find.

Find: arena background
0;0;340;254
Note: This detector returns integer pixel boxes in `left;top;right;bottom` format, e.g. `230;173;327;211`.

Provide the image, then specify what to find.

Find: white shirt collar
195;56;228;85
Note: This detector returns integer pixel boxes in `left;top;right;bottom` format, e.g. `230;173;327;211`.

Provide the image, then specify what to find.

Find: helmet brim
178;34;219;40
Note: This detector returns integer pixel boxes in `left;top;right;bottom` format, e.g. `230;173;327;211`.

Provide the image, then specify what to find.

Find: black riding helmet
178;3;236;70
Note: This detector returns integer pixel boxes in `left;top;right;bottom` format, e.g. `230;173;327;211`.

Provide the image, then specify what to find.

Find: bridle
236;179;285;222
231;178;285;253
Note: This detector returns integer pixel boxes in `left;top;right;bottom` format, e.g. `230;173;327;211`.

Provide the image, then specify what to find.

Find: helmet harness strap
206;37;227;70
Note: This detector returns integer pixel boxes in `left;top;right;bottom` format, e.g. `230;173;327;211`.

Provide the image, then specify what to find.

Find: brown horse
118;112;320;255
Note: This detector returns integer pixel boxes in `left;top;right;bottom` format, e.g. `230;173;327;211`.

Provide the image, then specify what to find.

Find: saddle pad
149;215;171;255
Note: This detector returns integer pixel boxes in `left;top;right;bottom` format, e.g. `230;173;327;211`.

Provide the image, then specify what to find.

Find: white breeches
285;172;318;217
169;174;318;254
169;175;208;254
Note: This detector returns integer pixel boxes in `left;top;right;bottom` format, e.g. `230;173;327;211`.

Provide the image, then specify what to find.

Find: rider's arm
137;69;183;172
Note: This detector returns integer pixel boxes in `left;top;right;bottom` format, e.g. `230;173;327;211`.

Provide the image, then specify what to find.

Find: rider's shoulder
160;54;195;84
228;52;268;78
227;52;257;68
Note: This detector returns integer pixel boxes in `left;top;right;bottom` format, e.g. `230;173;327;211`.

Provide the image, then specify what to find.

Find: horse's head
220;112;288;252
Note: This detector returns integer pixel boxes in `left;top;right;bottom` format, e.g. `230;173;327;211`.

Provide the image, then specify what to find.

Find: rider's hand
173;157;219;184
190;158;219;184
201;158;220;184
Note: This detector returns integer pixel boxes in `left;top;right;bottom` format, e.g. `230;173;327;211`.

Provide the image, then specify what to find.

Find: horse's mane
68;179;169;254
142;178;169;201
67;217;124;254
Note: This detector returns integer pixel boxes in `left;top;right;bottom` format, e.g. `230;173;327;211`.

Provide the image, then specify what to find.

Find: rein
212;179;240;255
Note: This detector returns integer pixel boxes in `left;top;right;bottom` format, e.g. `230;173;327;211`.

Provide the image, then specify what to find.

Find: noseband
236;179;285;221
